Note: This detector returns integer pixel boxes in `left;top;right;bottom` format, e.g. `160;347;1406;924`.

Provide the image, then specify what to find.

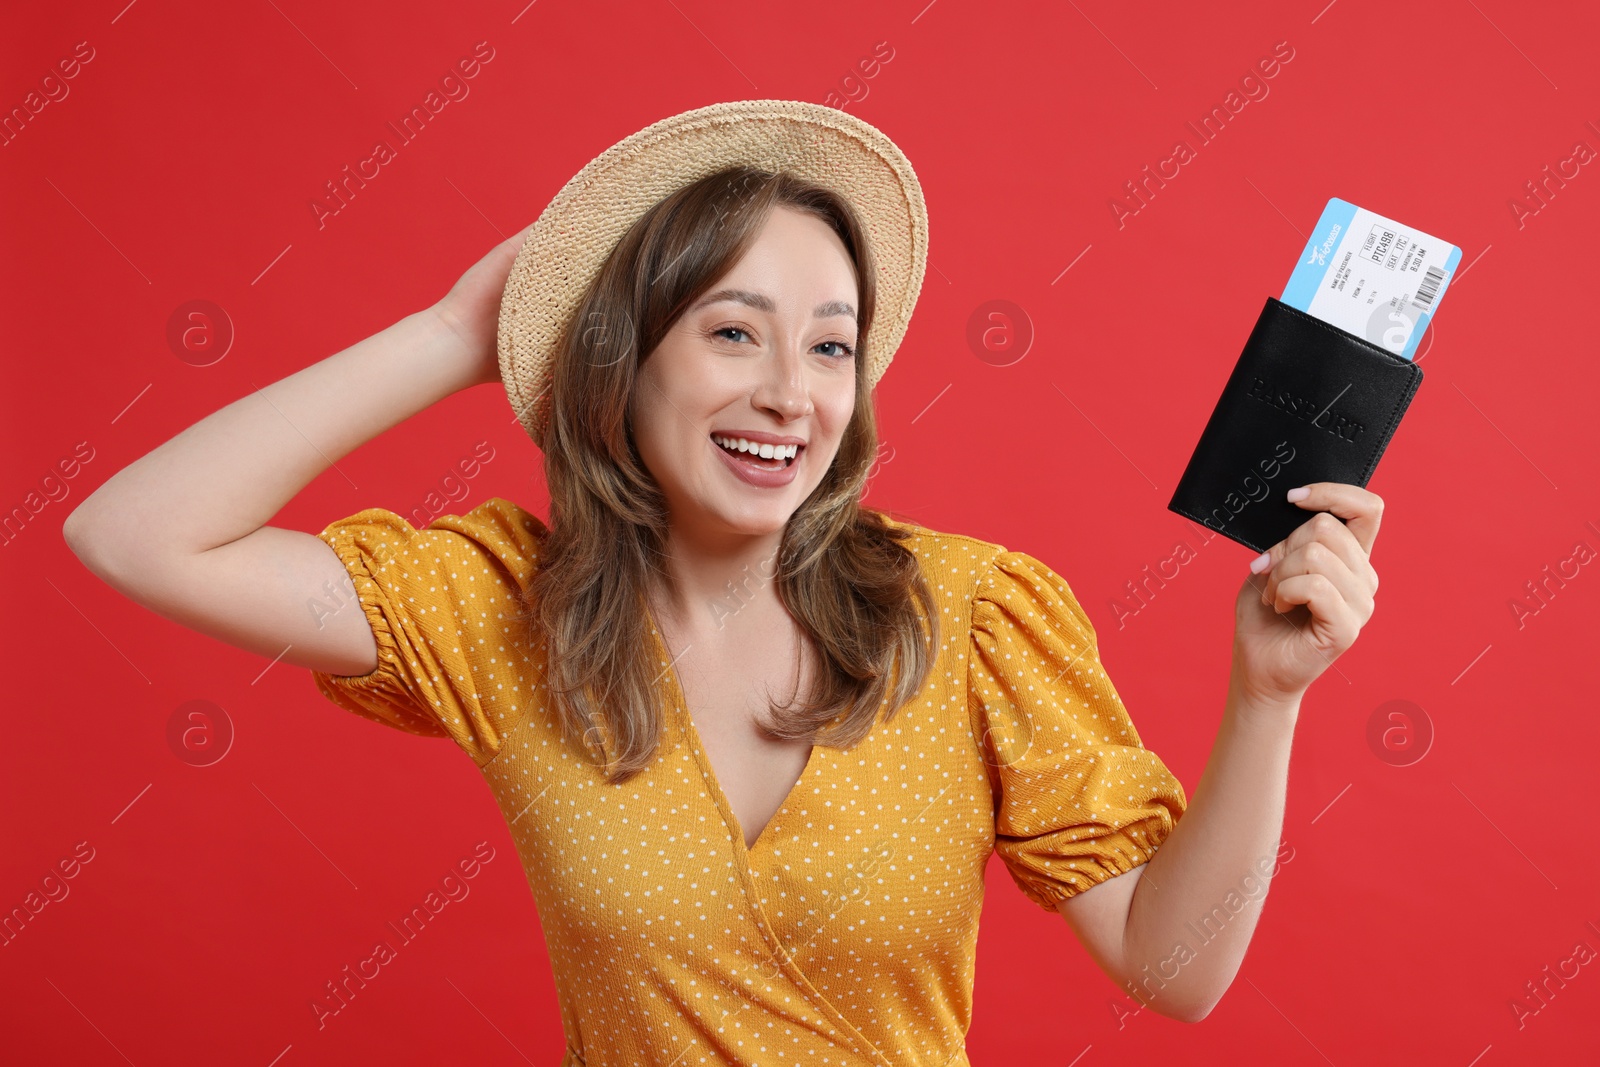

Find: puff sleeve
307;499;547;768
967;549;1188;911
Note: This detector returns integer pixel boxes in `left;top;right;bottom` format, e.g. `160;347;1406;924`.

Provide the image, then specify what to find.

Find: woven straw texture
496;99;929;450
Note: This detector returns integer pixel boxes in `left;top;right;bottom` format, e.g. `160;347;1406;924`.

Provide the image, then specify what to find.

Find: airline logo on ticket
1281;197;1461;360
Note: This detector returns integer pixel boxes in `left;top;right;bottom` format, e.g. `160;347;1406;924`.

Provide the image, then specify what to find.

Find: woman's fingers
1288;481;1385;556
503;220;536;254
1269;572;1362;647
1248;483;1383;622
1260;511;1371;597
1252;485;1382;582
1258;534;1374;623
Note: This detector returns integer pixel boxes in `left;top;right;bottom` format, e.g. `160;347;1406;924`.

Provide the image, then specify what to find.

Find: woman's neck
649;521;789;638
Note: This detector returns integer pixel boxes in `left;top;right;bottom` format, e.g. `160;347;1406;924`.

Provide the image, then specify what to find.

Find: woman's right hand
431;221;536;387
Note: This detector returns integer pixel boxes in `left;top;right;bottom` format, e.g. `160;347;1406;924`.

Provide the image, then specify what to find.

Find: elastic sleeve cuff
309;522;453;741
1002;814;1177;912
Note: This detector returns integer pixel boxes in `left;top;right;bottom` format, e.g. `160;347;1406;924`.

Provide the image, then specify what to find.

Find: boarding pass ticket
1281;197;1461;360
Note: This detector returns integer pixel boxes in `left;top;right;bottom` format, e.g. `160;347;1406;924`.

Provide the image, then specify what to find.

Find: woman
63;101;1383;1064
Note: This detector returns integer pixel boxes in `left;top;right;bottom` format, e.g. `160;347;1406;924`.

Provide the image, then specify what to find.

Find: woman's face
630;204;860;543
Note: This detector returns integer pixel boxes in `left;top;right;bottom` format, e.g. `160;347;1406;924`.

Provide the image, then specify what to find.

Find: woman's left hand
1232;482;1384;707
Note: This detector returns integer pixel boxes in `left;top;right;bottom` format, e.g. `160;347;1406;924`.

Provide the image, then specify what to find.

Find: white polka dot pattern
968;550;1188;912
308;498;1189;1065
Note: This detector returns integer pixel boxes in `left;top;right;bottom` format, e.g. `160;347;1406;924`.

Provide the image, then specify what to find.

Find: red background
4;1;1597;1063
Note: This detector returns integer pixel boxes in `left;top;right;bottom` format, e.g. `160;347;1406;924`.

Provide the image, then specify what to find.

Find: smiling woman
63;101;1209;1065
640;234;858;491
521;162;940;786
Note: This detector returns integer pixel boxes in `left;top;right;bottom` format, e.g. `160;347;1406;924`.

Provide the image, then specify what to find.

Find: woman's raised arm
61;225;529;678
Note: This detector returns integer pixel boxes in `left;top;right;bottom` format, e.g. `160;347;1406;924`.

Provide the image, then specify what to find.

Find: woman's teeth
712;435;799;467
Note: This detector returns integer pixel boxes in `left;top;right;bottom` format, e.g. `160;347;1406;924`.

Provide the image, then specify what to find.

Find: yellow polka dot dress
310;498;1188;1065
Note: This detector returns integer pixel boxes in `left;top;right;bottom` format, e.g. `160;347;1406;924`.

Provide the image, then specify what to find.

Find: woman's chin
692;489;800;535
716;503;795;535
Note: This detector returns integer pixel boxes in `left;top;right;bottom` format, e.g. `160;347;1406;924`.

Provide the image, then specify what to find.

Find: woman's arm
1059;483;1385;1022
62;226;529;677
1058;680;1298;1024
61;309;485;676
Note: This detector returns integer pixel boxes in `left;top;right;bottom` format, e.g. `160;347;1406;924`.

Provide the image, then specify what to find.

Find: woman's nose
752;343;811;419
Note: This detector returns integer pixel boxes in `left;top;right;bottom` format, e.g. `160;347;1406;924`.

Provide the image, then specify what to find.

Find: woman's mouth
710;434;801;470
710;434;805;488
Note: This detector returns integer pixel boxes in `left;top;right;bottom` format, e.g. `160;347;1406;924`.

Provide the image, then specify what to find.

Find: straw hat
496;99;930;450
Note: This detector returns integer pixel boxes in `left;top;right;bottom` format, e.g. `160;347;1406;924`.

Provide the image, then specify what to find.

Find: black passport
1166;296;1424;554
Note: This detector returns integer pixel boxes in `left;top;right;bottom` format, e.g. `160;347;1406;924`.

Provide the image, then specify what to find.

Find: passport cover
1167;295;1424;553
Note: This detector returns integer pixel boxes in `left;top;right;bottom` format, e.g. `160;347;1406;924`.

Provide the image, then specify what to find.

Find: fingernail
1286;486;1310;502
1250;551;1272;574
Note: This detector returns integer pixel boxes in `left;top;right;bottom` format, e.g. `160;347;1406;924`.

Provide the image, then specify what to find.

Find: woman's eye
710;326;853;359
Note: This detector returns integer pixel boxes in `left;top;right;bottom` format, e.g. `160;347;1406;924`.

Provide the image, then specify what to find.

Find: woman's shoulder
873;511;1014;587
873;513;1088;621
875;511;1006;556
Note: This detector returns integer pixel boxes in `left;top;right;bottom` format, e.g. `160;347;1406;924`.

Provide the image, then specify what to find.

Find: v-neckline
648;623;822;857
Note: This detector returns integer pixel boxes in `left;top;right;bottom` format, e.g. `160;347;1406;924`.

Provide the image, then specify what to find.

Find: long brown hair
520;164;938;783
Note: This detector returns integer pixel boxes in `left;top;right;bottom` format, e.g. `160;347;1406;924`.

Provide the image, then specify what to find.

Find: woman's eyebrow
692;288;857;322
